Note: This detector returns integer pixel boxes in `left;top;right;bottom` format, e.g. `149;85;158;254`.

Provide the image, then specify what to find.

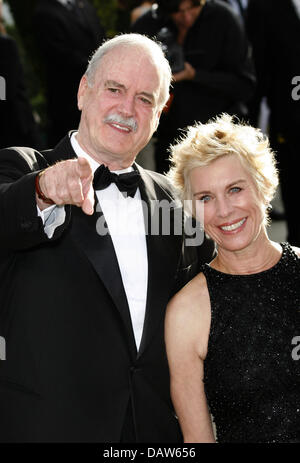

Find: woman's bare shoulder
166;272;209;322
166;272;211;360
169;271;207;302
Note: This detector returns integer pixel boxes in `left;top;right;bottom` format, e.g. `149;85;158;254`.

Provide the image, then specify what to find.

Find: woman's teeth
221;218;246;231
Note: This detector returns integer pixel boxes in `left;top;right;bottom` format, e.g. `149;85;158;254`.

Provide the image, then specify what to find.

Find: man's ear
77;75;88;111
154;110;162;131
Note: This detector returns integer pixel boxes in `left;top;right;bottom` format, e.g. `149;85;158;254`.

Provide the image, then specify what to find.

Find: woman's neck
210;232;282;275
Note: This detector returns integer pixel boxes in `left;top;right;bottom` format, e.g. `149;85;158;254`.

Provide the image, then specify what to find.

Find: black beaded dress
202;242;300;443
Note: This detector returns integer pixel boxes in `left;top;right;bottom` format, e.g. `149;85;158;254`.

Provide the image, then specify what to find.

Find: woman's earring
266;204;273;213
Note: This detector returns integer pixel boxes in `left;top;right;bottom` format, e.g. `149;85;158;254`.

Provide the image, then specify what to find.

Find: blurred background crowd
0;0;299;244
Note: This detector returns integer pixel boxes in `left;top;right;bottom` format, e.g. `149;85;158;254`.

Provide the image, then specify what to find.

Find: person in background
33;0;106;145
132;0;255;173
131;1;156;25
220;0;248;24
0;33;214;443
165;114;300;443
246;0;300;246
0;0;5;34
0;0;42;149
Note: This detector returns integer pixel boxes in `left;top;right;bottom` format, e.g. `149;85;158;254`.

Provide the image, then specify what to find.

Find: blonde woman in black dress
165;114;300;443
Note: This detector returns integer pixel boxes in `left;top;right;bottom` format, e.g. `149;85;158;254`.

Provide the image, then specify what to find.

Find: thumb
77;156;93;198
77;156;93;180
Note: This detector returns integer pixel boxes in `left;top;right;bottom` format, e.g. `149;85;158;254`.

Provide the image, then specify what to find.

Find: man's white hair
85;33;172;111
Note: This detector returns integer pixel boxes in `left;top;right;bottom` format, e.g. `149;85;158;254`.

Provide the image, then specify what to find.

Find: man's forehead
100;46;158;73
95;48;161;93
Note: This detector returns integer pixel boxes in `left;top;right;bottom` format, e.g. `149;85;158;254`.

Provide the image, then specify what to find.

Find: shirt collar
70;132;133;175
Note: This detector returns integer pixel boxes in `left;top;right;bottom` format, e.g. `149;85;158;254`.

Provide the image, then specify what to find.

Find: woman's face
190;155;266;252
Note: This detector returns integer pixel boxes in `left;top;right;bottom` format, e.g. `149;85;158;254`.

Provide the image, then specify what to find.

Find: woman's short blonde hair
168;114;279;209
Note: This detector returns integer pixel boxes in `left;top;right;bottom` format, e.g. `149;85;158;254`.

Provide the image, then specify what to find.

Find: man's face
77;46;162;167
171;0;202;29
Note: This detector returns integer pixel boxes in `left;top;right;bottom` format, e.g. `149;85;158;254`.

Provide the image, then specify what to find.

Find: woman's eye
199;195;211;203
230;187;241;194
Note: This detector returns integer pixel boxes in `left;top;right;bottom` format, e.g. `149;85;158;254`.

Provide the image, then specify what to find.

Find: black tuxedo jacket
0;135;214;442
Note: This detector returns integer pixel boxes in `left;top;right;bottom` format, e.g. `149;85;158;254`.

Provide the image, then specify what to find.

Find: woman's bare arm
165;273;215;443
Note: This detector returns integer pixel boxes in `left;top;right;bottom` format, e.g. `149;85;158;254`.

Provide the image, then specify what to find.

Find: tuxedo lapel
69;204;137;359
43;132;77;164
136;165;183;358
46;134;137;359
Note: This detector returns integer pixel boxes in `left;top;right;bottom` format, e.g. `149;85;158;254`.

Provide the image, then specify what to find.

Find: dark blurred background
1;0;129;145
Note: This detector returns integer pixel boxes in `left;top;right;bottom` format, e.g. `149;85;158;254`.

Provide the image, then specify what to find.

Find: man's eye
108;88;119;93
139;97;152;105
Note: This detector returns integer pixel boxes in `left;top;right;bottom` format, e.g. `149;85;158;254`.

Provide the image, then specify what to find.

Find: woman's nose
216;197;233;218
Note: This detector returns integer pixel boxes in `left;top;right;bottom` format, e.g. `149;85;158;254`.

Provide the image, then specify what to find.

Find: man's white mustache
104;114;138;132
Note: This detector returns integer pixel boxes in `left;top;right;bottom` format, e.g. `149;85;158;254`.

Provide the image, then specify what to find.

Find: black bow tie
93;164;141;198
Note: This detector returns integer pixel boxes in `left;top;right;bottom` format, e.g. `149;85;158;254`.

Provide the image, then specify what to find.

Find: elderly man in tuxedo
0;33;214;442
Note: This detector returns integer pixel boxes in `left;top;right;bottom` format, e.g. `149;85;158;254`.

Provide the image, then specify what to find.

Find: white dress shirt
38;133;148;349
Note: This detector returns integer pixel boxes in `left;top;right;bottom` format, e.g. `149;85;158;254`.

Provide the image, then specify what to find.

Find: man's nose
119;95;135;117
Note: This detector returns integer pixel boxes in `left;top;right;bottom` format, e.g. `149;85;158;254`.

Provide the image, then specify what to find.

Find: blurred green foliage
92;0;119;37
